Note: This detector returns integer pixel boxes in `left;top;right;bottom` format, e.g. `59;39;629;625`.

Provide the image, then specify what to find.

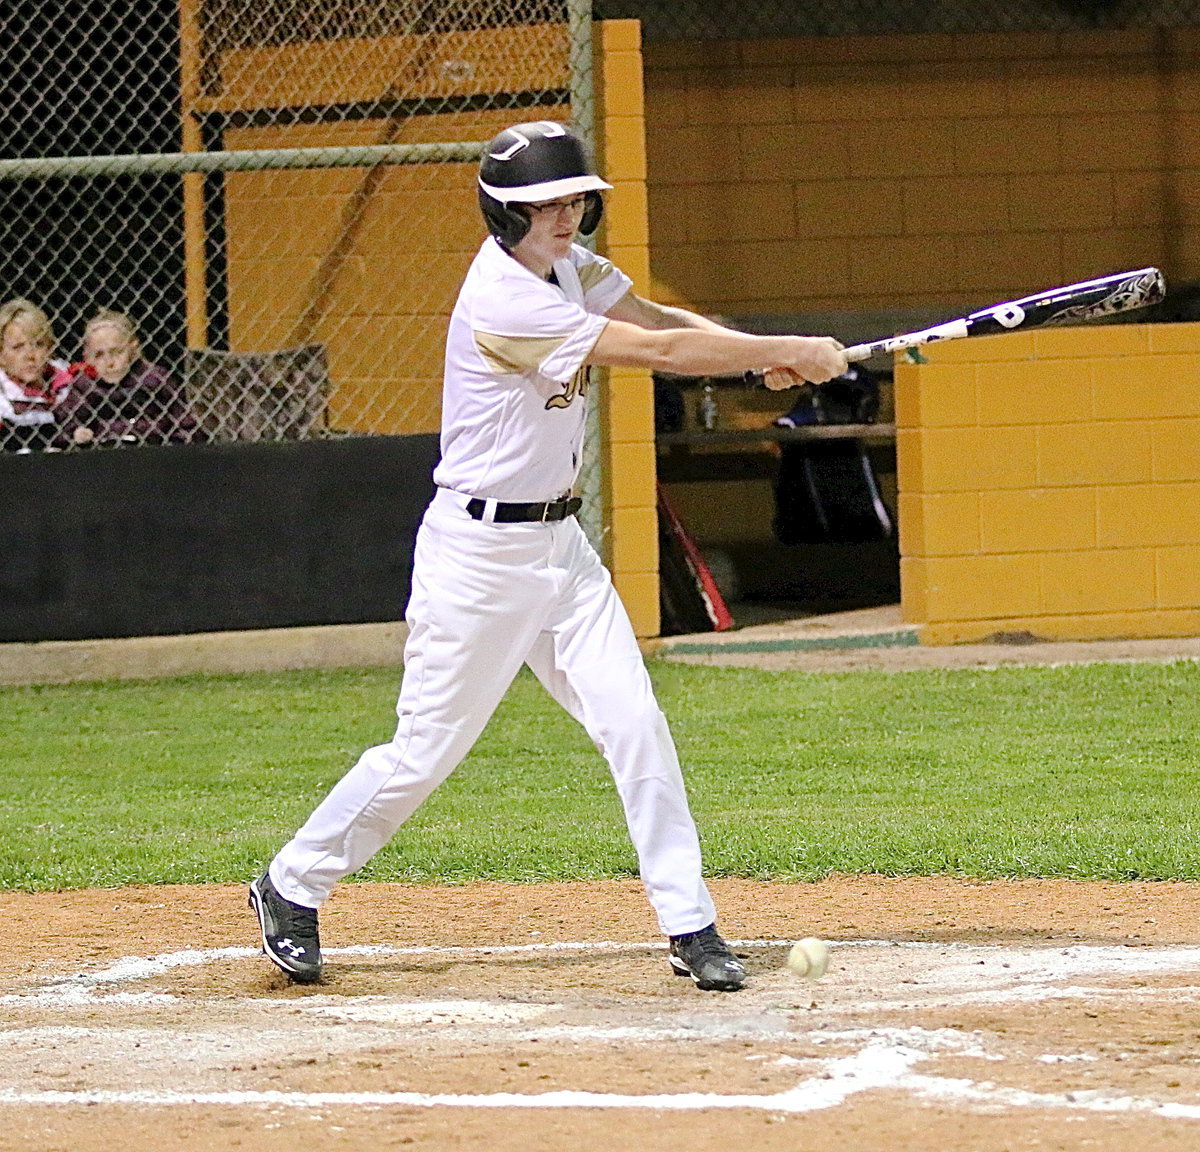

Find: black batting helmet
478;121;610;247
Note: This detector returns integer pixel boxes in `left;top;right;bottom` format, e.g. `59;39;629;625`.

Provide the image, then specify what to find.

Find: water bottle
699;382;718;430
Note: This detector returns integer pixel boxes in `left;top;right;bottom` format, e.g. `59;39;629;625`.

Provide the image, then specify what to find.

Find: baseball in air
786;937;830;979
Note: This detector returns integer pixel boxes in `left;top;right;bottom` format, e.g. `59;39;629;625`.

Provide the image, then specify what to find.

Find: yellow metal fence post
179;0;208;350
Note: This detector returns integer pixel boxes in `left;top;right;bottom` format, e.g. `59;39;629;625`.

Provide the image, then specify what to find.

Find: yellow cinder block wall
198;22;573;435
220;109;559;436
643;28;1200;315
897;322;1200;644
640;25;1200;643
595;19;659;638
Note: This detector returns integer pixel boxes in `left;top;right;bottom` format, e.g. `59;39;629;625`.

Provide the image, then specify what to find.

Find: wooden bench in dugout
183;344;332;442
655;371;897;547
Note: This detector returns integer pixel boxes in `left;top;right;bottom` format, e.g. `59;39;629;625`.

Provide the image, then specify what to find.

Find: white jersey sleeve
572;250;631;316
434;239;633;502
469;245;630;385
470;279;607;387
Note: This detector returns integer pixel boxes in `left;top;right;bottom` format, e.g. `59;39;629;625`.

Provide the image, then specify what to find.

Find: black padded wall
0;435;440;643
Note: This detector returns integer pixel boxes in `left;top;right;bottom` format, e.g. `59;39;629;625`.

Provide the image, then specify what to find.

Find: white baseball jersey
434;236;632;502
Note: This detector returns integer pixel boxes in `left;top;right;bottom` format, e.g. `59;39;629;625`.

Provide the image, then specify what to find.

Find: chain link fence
6;0;1200;460
0;0;589;458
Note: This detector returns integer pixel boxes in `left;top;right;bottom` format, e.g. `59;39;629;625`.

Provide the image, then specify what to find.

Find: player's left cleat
248;871;323;984
668;924;747;991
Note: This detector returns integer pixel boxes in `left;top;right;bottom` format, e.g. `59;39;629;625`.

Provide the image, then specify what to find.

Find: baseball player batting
249;120;846;992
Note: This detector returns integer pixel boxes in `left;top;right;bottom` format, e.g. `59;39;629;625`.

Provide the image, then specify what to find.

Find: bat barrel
749;267;1165;375
968;266;1165;336
848;266;1165;362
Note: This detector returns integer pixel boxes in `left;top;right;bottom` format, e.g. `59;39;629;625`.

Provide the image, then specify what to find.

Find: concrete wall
897;321;1200;643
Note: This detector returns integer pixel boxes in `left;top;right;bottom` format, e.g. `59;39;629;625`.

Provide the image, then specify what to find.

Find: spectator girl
0;298;72;452
58;309;196;447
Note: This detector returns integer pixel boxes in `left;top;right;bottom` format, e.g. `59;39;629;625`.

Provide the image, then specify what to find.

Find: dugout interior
637;17;1200;629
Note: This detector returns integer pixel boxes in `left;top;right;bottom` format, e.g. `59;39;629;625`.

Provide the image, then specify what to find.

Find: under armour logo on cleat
277;938;306;958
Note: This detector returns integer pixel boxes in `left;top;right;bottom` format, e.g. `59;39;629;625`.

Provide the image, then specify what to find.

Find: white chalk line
0;939;786;1007
7;941;1200;1120
9;937;1200;1009
20;937;1200;988
3;1033;1199;1120
2;940;668;995
0;941;657;1006
0;1032;983;1115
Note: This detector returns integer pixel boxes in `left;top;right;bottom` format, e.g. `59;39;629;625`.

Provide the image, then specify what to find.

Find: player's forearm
650;329;793;375
590;323;838;380
605;292;734;335
639;302;732;335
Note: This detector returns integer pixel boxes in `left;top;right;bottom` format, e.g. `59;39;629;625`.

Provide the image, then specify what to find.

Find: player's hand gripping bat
750;267;1165;387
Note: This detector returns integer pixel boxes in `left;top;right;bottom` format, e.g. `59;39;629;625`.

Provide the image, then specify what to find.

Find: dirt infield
6;876;1200;1151
8;622;1200;1149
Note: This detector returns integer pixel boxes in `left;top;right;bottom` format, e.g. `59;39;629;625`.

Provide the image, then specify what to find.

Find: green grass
4;659;1200;890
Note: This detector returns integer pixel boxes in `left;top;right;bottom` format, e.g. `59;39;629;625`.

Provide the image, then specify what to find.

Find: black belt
466;496;582;523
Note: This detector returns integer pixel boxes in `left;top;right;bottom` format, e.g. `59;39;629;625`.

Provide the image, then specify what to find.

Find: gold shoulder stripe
576;257;615;294
474;331;569;375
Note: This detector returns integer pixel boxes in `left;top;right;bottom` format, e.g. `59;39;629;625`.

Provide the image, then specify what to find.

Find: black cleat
668;924;747;991
248;871;323;984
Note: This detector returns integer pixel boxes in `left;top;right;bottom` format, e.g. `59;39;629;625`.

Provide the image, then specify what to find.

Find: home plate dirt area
5;878;1200;1152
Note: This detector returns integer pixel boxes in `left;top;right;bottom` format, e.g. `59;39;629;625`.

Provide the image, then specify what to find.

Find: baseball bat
744;268;1165;386
840;266;1166;363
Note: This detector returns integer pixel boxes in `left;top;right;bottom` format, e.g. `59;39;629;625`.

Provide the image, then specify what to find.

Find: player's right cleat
668;924;747;992
248;871;323;984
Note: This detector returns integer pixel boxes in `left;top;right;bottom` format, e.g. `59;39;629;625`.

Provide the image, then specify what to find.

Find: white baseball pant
270;486;717;937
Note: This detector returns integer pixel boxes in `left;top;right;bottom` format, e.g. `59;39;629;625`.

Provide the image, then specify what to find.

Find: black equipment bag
773;439;893;545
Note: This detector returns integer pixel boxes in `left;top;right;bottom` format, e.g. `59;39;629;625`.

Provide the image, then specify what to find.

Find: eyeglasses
526;194;589;217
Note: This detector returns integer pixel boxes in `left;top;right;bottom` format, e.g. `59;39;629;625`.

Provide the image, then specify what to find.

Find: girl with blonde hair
0;298;74;452
57;309;196;446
